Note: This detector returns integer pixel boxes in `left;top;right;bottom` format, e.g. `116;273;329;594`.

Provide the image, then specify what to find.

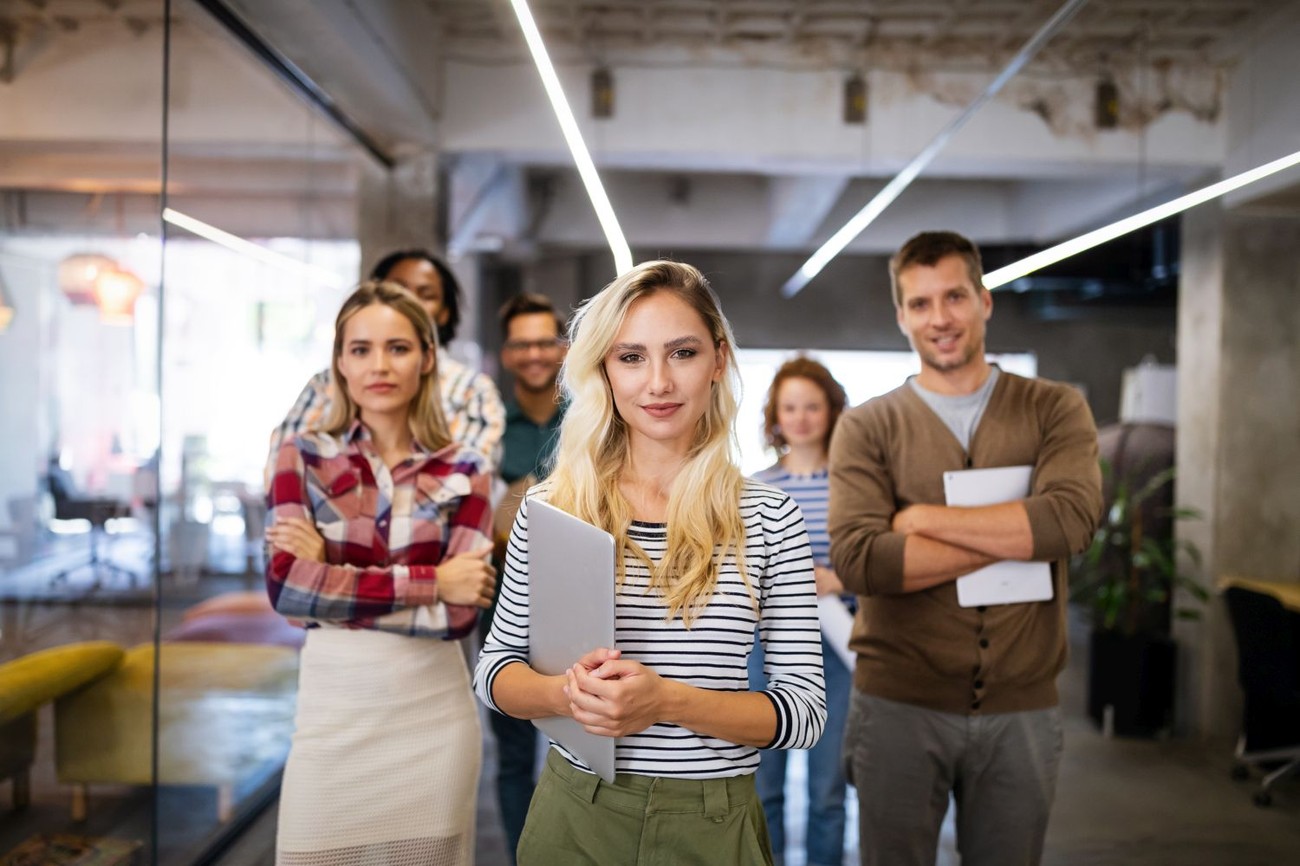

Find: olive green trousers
516;749;776;866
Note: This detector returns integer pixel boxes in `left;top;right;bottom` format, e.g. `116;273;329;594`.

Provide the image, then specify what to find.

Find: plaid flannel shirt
264;350;506;487
266;421;492;639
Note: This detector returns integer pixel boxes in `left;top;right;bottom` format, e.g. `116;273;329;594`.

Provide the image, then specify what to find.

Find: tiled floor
236;620;1300;866
4;586;1299;866
214;631;1300;866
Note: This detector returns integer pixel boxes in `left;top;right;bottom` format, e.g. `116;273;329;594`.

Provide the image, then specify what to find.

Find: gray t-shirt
909;366;1000;452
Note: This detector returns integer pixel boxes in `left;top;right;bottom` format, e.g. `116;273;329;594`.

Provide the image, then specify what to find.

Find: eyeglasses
503;338;565;353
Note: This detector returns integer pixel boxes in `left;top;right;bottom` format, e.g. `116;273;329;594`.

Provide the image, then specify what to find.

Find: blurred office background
1;1;1298;863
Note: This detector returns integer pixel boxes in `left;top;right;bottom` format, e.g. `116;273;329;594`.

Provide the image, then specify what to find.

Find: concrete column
356;150;440;277
1175;203;1300;739
524;256;587;319
356;151;489;373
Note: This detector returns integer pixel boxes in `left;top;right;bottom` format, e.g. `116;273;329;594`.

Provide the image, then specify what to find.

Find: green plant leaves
1070;455;1207;636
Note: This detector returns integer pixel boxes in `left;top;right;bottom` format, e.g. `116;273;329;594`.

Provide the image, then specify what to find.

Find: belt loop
579;769;598;800
702;779;729;819
577;771;600;804
550;750;601;804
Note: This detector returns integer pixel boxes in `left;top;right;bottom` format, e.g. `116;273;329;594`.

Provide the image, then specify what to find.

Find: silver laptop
528;499;618;782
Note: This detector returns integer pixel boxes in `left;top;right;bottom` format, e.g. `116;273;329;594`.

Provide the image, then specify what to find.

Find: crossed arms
828;385;1102;597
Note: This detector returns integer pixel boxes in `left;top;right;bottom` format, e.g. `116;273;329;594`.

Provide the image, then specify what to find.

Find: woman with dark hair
266;250;505;480
266;280;496;866
474;261;826;865
750;355;853;866
369;249;464;349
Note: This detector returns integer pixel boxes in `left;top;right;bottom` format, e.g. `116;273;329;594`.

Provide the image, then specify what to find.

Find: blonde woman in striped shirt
474;261;826;865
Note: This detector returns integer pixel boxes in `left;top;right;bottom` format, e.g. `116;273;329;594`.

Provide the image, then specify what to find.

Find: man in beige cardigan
828;231;1102;866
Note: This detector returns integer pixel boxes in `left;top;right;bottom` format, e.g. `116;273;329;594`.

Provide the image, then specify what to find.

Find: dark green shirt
499;399;565;484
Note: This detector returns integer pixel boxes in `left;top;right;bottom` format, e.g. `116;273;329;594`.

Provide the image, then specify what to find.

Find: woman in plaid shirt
266;281;496;866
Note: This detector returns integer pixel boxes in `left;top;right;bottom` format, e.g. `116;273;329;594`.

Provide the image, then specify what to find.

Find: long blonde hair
321;280;451;452
546;260;747;626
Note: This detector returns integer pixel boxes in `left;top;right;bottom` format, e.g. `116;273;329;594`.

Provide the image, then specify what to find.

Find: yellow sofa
54;641;298;821
0;641;125;810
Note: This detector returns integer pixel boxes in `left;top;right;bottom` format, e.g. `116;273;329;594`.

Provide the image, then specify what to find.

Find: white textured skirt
276;628;481;866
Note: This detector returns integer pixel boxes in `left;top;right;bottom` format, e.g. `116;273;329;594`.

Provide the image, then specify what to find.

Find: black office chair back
1225;586;1300;703
47;462;79;511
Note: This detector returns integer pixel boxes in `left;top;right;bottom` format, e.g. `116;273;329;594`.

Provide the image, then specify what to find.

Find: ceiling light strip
508;0;633;275
781;0;1091;298
984;148;1300;289
162;208;347;288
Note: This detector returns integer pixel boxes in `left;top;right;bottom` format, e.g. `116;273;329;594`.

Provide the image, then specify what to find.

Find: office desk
1220;575;1300;613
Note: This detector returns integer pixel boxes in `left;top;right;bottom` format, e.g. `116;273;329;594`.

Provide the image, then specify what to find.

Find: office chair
46;462;138;590
1224;585;1300;806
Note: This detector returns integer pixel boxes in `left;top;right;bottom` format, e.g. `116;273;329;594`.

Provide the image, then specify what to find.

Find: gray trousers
844;691;1064;866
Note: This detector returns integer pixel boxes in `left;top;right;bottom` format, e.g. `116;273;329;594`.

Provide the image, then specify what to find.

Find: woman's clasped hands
562;647;672;738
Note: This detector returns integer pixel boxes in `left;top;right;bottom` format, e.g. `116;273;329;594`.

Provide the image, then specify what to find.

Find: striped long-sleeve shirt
473;479;826;779
264;350;506;486
754;464;830;566
265;421;492;639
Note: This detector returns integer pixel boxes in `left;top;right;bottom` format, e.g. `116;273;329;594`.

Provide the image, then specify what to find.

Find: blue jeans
749;632;851;866
489;708;540;864
481;593;540;864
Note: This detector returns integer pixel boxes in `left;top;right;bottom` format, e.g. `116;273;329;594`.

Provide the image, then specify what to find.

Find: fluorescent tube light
984;148;1300;289
508;0;633;275
162;208;347;288
782;0;1090;298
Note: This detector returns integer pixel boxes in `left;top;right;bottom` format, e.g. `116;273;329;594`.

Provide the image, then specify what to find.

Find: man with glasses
486;291;567;863
496;293;568;493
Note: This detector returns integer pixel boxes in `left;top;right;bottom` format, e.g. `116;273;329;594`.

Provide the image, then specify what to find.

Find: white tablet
944;466;1054;607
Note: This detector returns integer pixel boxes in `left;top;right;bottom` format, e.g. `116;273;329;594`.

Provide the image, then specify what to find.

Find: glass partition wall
0;0;167;862
154;1;368;862
1;1;370;862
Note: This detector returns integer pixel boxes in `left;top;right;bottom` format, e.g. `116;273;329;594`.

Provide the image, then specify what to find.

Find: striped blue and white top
754;464;830;566
473;479;826;779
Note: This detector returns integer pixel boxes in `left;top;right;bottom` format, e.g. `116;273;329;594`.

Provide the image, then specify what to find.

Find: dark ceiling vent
983;218;1180;320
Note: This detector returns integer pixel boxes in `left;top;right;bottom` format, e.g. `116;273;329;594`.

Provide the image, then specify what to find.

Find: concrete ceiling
212;0;1297;255
438;0;1280;69
2;0;1297;256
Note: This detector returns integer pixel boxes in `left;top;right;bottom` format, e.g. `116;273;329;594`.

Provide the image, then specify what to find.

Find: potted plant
1071;458;1207;737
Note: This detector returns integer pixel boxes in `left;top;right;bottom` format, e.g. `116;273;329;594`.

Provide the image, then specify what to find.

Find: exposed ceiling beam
189;0;395;169
782;0;1093;298
447;156;527;257
765;175;850;248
